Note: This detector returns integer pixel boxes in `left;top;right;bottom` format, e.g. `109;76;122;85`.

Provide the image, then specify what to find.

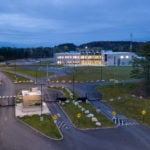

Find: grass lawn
49;86;115;128
5;67;53;78
19;114;62;139
96;82;150;126
2;71;32;83
62;101;115;128
51;66;133;82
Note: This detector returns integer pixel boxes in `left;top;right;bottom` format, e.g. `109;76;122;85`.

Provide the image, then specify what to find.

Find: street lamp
46;62;49;83
100;65;102;81
14;59;17;81
100;52;103;81
40;83;44;121
72;59;76;100
35;68;37;84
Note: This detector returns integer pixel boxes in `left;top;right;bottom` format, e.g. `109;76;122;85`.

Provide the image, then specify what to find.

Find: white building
101;50;137;66
22;87;41;108
54;50;137;66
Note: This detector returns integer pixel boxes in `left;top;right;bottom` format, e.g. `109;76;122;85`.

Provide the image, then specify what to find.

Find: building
22;87;41;108
101;50;137;66
55;51;102;66
54;50;137;66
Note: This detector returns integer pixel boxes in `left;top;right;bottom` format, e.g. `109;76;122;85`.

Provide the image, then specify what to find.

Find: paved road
90;100;138;126
1;69;150;150
1;107;150;150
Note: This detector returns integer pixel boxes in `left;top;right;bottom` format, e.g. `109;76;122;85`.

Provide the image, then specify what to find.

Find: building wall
102;52;137;66
23;95;41;108
55;52;103;65
54;51;137;66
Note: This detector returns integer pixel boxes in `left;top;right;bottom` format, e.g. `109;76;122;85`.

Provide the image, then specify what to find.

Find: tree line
0;47;54;61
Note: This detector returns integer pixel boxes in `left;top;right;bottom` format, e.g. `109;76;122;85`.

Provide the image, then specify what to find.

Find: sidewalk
15;102;50;117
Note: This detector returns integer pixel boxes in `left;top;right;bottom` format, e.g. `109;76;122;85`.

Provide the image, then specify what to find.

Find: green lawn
49;86;115;128
2;71;32;83
19;114;62;139
62;101;115;128
96;82;150;126
51;66;133;82
5;67;53;78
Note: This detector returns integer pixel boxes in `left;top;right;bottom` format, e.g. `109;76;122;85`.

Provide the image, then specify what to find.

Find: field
4;66;53;78
51;66;133;82
2;71;31;83
96;82;150;126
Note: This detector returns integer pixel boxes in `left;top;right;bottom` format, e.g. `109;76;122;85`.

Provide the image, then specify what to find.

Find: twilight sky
0;0;150;47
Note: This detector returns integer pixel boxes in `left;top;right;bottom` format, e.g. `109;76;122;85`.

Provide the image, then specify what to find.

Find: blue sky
0;0;150;47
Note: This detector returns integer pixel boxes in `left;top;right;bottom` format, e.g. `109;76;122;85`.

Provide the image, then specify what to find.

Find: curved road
1;71;150;150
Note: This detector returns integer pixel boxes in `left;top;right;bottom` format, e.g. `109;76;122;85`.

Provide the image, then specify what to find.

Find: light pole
40;82;44;121
100;51;103;81
72;59;76;100
46;63;49;83
100;65;102;81
35;68;37;84
14;59;17;81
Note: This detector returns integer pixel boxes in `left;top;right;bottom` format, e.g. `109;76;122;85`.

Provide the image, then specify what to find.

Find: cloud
0;0;150;47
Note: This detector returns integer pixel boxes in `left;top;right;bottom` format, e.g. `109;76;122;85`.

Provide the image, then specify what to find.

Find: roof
22;90;41;96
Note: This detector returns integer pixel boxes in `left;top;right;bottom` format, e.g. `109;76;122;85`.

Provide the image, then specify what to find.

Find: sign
112;111;117;116
141;110;146;116
52;114;59;120
76;113;81;119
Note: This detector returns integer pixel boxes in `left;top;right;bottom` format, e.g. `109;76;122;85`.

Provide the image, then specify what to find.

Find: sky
0;0;150;47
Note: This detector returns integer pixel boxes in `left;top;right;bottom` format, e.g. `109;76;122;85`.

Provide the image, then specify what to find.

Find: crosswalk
57;120;70;129
112;117;139;126
0;96;16;106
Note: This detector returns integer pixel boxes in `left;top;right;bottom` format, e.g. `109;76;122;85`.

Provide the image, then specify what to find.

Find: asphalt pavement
1;68;150;150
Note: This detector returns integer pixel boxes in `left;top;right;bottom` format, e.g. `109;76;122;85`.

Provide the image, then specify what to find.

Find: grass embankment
51;66;132;82
50;87;115;128
96;82;150;126
2;71;31;83
19;114;62;139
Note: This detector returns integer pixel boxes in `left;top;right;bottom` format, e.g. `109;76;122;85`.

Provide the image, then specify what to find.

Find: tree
131;42;150;97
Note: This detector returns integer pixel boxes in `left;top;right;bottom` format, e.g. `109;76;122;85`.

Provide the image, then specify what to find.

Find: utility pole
130;33;133;52
35;69;37;84
38;82;45;121
72;60;76;100
100;50;103;81
47;63;49;83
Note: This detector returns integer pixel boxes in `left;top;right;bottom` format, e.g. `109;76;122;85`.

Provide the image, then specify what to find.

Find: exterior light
126;56;129;59
120;56;124;59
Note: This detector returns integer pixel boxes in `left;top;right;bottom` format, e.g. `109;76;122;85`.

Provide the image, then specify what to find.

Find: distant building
22;87;41;108
54;50;137;66
54;51;102;66
101;50;137;66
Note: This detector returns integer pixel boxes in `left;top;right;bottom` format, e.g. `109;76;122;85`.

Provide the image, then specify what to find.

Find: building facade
101;50;137;66
22;87;41;108
54;50;137;66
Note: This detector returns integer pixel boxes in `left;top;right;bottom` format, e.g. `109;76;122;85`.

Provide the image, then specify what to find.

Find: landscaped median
96;82;150;126
49;86;115;129
15;92;62;140
18;114;62;139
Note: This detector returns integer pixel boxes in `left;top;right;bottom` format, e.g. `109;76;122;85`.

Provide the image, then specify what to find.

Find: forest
0;41;146;61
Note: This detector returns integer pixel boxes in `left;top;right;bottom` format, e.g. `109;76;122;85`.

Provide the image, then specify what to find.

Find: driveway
1;70;150;150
